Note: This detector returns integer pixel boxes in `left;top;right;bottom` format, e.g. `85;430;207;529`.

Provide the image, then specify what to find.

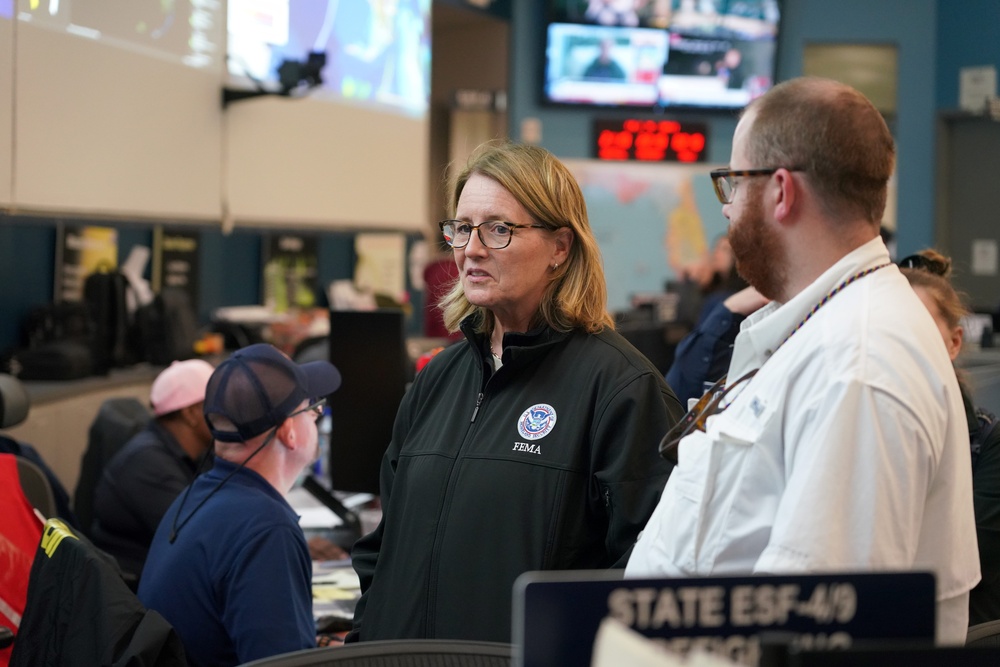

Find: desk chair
74;396;151;535
15;455;56;519
238;639;512;666
967;618;1000;647
1;373;81;526
0;373;30;428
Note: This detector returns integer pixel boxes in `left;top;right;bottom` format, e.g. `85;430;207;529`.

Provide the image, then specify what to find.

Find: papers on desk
289;487;343;528
298;506;344;529
313;564;360;589
313;560;361;626
288;485;375;529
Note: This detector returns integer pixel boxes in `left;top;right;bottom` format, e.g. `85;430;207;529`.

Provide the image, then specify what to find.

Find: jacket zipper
471;392;484;423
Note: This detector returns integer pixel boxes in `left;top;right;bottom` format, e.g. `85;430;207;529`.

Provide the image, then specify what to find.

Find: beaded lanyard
776;262;893;351
659;261;894;462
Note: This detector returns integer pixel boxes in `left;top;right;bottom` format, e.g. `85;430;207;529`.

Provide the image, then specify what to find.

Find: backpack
84;266;133;373
8;301;96;380
130;287;198;365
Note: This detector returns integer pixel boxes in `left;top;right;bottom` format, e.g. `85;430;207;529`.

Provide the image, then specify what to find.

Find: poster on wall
354;232;407;306
563;159;726;314
263;233;319;313
56;224;118;302
153;227;201;313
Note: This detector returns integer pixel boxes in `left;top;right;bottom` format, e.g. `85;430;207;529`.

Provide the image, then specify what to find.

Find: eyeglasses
897;254;949;277
439;220;547;250
289;398;327;424
709;167;804;204
658;369;759;464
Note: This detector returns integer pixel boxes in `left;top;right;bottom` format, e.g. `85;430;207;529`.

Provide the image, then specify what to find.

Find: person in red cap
139;343;341;667
90;359;215;583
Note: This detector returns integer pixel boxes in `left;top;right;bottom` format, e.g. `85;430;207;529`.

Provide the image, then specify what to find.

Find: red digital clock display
594;119;708;163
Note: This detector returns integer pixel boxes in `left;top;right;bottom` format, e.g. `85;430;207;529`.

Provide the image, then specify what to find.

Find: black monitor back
327;309;409;494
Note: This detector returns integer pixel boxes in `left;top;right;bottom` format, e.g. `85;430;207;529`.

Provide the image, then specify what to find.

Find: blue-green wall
0;215;395;354
935;0;1000;110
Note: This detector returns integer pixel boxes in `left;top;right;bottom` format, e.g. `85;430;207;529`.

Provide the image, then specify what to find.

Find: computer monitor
326;309;410;495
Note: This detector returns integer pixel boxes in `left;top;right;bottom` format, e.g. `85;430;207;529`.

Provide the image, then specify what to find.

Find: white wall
224;97;427;231
13;23;222;219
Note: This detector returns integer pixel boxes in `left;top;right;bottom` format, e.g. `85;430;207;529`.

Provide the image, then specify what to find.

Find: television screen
227;0;431;118
544;0;781;110
545;23;668;107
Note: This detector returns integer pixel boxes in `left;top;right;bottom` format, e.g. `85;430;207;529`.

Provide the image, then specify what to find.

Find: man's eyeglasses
439;220;547;250
289;398;327;423
658;369;759;464
709;167;804;204
897;253;949;277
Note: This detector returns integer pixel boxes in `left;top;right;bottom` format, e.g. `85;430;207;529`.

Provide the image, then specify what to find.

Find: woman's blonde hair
439;140;614;335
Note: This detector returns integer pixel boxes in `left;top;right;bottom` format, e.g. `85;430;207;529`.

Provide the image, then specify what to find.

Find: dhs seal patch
517;404;557;440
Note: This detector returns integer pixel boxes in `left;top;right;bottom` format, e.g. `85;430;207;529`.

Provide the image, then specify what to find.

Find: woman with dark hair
900;249;1000;626
349;140;683;643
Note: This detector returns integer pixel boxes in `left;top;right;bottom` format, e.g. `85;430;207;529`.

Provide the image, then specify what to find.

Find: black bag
12;340;94;381
131;288;198;365
84;267;132;373
9;301;96;380
20;301;93;350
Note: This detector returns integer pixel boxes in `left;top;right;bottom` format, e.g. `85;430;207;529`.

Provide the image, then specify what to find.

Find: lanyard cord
775;262;893;354
723;262;893;391
168;427;277;544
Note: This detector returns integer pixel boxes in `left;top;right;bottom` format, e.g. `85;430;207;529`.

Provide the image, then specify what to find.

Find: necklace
490;332;503;359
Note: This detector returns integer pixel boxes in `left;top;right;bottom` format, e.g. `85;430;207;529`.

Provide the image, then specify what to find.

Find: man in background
139;344;341;666
627;77;980;644
91;359;214;581
583;38;627;80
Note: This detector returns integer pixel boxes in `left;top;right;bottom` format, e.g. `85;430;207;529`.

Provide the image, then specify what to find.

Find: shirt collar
729;236;891;377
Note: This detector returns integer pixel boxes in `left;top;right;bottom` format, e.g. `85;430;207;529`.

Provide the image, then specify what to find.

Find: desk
312;559;360;633
288;485;371;634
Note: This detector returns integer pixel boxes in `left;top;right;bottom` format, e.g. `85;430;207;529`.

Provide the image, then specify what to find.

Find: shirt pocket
699;407;777;571
661;429;715;571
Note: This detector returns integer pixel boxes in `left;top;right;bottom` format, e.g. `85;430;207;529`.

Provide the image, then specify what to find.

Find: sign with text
154;227;201;312
512;570;935;667
593;118;707;163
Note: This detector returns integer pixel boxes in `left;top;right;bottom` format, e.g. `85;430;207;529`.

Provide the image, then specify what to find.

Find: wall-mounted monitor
226;0;431;118
543;0;781;111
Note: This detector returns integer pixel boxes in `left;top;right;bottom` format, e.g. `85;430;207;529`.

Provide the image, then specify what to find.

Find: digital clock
594;119;708;163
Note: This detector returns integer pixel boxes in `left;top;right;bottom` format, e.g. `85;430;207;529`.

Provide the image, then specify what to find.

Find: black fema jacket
349;318;684;642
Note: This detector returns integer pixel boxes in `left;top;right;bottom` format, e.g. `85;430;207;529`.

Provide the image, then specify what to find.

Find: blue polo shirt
139;458;314;667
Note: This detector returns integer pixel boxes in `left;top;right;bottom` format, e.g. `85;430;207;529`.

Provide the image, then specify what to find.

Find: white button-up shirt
628;238;980;644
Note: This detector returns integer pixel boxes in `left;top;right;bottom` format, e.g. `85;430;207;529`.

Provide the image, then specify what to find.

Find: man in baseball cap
139;344;342;666
91;359;216;581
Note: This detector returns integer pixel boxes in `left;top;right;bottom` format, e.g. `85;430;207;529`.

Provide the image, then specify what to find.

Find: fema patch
517;404;557;440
